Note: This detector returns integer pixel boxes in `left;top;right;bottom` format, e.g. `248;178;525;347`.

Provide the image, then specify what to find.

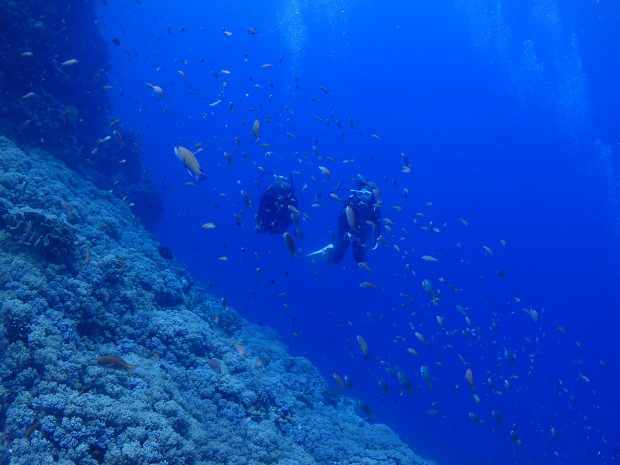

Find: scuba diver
309;178;382;264
255;173;300;235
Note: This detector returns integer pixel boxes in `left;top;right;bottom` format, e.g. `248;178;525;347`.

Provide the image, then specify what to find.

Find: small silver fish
174;146;207;182
345;205;356;230
357;335;369;359
397;371;412;394
422;279;439;304
420;365;433;389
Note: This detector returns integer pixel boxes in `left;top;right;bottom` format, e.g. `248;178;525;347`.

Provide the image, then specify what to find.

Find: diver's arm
373;207;382;236
368;229;380;250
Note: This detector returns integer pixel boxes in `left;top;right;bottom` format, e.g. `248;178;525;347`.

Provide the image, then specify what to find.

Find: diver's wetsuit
330;188;381;263
255;183;298;234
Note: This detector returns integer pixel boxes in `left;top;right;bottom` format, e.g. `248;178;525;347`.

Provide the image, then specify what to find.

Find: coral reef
0;0;163;228
0;137;435;464
2;209;76;258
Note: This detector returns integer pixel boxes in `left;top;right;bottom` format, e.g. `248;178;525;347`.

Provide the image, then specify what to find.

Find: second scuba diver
309;177;382;264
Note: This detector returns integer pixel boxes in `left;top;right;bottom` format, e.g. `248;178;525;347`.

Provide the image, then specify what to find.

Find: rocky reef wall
0;0;162;228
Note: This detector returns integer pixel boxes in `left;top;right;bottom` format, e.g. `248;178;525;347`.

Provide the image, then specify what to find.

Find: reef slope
0;136;434;465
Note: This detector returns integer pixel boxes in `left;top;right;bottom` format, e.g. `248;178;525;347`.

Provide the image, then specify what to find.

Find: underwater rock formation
0;137;435;464
0;0;163;228
2;209;76;258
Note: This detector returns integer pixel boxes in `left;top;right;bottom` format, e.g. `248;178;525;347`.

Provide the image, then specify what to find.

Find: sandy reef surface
0;136;435;465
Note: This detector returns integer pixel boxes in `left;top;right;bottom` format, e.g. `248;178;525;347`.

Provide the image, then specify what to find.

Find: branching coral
2;208;76;257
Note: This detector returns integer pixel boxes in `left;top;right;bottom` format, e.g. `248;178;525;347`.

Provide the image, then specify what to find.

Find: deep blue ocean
95;1;619;463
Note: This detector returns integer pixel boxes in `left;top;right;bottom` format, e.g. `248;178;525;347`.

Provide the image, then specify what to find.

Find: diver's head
354;186;373;203
359;189;372;201
356;178;377;191
356;179;367;190
274;175;290;188
355;178;377;202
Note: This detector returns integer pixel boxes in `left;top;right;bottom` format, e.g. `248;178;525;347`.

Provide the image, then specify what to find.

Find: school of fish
92;10;608;462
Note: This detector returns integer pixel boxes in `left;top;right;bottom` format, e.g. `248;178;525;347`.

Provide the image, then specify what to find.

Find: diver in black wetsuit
328;180;382;264
255;174;299;235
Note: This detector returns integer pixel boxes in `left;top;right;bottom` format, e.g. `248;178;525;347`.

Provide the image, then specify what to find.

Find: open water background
95;1;620;463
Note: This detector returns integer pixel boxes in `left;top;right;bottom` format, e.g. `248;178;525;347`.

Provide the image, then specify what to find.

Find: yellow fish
420;365;433;389
283;232;296;258
465;368;475;390
204;357;221;373
253;119;260;141
174;146;206;182
357;335;369;359
94;355;137;374
345;206;356;230
358;262;371;272
422;278;440;304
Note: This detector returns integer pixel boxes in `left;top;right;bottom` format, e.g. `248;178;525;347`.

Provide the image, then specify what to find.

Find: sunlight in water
278;0;308;83
455;1;620;222
457;0;591;140
593;139;619;225
277;0;350;91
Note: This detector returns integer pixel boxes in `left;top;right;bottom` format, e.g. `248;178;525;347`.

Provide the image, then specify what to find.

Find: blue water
96;1;620;463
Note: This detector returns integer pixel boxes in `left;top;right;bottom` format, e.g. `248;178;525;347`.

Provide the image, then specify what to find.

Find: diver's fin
306;243;334;260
